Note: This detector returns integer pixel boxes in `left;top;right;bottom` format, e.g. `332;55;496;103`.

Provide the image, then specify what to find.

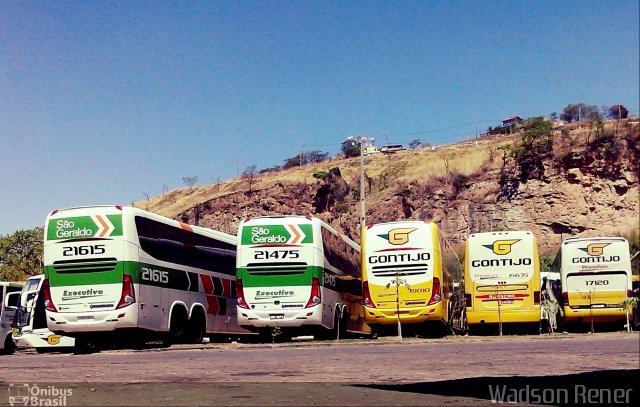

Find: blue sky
1;1;638;235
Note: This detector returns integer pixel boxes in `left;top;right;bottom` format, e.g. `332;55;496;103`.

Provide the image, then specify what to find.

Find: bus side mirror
4;292;20;309
20;291;38;308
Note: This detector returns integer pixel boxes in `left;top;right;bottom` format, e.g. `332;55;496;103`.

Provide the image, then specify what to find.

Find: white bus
11;275;75;352
44;205;247;351
236;215;370;340
553;236;632;324
0;282;23;354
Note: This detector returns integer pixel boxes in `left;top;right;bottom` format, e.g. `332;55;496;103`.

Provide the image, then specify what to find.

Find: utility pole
495;281;505;336
359;139;366;230
300;144;304;166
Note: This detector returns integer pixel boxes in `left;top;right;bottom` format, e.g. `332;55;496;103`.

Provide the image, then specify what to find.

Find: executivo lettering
62;288;104;301
255;290;294;297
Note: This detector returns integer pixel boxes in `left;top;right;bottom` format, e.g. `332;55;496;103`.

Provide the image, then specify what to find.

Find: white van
0;282;23;354
11;275;75;351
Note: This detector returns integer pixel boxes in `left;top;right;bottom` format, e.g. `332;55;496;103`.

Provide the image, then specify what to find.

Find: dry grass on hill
137;134;515;219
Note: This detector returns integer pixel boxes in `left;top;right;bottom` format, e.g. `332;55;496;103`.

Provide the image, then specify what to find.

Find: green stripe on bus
237;265;323;287
46;261;201;292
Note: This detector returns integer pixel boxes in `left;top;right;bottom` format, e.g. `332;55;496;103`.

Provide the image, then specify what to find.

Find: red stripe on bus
200;275;214;294
475;293;530;299
205;295;220;315
221;278;232;297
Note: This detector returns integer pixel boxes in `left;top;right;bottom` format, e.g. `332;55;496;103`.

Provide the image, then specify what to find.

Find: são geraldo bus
552;236;632;324
464;231;541;332
44;205;247;350
236;215;369;339
361;221;458;336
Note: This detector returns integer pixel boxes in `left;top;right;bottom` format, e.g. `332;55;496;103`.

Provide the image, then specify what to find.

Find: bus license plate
270;314;284;320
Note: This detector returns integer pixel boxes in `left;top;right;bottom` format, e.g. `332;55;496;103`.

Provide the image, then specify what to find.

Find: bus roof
562;236;628;244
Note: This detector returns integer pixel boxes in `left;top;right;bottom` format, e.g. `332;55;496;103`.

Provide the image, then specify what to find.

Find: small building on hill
501;116;523;127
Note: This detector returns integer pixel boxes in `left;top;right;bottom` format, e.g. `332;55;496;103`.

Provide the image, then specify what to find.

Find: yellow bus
464;231;541;332
362;221;458;336
553;236;632;325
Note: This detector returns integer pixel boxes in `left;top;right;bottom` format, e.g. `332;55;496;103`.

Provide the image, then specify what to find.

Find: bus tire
169;306;189;344
188;308;206;344
2;335;15;355
332;308;341;340
74;337;97;354
339;308;349;339
370;324;379;339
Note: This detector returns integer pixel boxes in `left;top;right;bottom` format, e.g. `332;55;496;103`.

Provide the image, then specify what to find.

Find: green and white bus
44;205;247;350
236;215;370;339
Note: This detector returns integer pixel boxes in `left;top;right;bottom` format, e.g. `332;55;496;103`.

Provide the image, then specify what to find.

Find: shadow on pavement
356;369;639;405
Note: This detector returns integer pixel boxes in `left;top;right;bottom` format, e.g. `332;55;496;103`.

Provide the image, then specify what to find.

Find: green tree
283;150;329;169
341;139;360;158
510;117;554;180
0;228;44;281
608;104;629;120
560;103;598;122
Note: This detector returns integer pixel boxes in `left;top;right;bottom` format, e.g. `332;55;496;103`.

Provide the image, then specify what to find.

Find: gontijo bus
236;215;369;339
464;231;541;329
44;205;247;349
362;221;457;335
11;274;75;351
552;236;632;323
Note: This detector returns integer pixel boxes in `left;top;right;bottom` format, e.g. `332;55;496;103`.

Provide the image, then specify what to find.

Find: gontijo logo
572;242;619;264
483;239;521;255
580;243;610;256
242;224;313;245
378;227;417;245
47;215;122;241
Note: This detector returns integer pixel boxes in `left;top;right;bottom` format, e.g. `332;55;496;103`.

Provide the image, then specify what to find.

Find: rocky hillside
139;118;639;254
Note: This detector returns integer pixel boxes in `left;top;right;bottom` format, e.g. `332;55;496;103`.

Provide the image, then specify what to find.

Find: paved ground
1;332;638;406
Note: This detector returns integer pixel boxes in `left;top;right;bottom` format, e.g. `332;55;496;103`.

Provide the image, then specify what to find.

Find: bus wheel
332;308;341;340
170;307;189;344
370;324;379;339
188;310;206;344
74;337;97;354
2;336;15;355
339;309;349;339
